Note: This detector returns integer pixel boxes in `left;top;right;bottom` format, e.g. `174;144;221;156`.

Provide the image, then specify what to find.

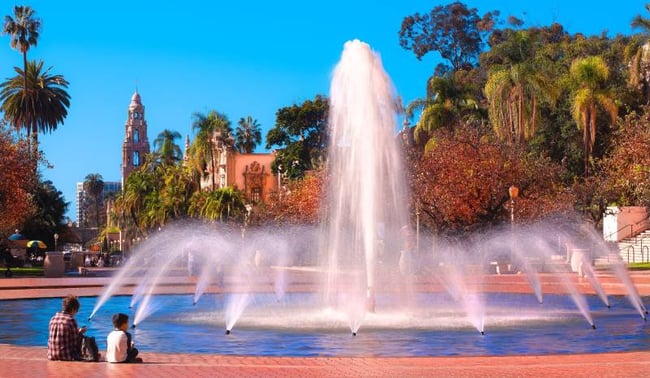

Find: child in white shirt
106;313;141;363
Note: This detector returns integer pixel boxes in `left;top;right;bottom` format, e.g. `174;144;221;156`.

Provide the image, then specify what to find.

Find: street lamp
53;233;59;251
508;185;519;226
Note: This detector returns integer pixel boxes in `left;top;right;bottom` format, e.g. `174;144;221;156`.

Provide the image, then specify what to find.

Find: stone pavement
0;271;649;377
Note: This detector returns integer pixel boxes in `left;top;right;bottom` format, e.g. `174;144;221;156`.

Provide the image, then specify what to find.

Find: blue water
0;293;648;357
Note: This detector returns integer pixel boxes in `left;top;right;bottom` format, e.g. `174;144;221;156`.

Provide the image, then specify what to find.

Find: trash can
44;251;65;277
570;249;587;275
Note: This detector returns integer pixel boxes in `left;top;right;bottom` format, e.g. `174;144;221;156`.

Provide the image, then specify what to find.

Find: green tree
21;178;68;251
190;110;233;190
0;60;70;163
569;56;618;175
484;30;560;144
2;5;40;139
83;173;104;229
235;115;262;153
189;187;245;221
153;129;182;166
266;95;328;179
398;1;499;73
627;4;650;102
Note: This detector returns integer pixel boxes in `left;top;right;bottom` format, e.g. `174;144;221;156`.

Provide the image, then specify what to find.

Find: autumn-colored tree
257;169;324;225
600;107;650;207
0;126;33;237
409;125;572;236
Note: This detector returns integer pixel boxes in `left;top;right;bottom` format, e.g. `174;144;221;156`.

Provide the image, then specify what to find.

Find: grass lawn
627;262;650;270
3;267;44;277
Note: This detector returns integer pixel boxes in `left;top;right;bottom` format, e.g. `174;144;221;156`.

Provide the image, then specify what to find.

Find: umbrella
26;240;47;249
8;233;26;241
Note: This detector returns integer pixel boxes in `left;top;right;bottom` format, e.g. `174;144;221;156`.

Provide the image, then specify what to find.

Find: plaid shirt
47;311;81;361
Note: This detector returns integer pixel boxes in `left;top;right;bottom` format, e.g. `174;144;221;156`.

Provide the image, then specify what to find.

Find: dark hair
112;313;129;328
62;295;80;313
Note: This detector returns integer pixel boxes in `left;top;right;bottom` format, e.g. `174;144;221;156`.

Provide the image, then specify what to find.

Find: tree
21;178;68;252
266;95;328;179
484;30;560;145
627;4;650;103
235;115;262;153
569;56;618;175
153;129;182;166
83;173;104;229
190;110;233;190
0;126;33;236
398;1;499;73
0;60;70;164
2;5;41;138
407;70;485;147
409;126;572;236
188;187;245;222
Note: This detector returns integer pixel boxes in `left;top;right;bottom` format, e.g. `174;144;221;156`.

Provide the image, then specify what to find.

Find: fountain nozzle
131;324;136;329
480;331;485;335
225;329;231;335
591;324;596;330
352;332;356;336
88;317;92;321
192;301;197;306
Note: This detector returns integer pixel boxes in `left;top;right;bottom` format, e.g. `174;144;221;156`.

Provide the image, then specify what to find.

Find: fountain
3;40;636;355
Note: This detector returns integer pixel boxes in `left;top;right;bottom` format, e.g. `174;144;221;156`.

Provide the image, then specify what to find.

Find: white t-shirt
106;330;128;363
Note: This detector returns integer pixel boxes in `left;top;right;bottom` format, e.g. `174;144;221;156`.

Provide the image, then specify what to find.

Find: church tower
121;90;150;187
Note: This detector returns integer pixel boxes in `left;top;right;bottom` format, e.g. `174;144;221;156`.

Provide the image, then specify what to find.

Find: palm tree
406;72;483;146
191;110;232;190
2;5;40;115
153;129;182;166
235;115;262;153
484;61;559;145
83;173;104;229
0;60;70;162
570;56;618;175
628;3;650;102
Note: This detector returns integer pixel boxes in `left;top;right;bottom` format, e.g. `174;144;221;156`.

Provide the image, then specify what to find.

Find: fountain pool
0;293;647;357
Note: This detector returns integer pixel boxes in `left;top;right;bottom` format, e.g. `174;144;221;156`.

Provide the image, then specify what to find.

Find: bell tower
121;90;150;187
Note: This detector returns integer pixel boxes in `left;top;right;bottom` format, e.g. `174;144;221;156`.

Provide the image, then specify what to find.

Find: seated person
106;313;142;363
48;295;87;360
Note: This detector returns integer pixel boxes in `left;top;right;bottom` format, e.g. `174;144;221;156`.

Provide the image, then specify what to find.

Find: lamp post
277;164;283;200
508;185;518;269
53;233;59;251
415;201;420;254
508;185;519;226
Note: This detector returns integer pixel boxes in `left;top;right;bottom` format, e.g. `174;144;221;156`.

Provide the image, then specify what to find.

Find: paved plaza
0;271;649;377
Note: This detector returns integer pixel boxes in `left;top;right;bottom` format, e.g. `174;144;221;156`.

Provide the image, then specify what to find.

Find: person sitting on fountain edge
48;295;87;360
106;313;142;363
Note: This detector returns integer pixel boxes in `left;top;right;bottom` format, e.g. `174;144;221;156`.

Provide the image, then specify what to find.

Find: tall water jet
322;40;408;318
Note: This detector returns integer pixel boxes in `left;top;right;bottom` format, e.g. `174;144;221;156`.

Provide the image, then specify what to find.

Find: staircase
615;230;650;264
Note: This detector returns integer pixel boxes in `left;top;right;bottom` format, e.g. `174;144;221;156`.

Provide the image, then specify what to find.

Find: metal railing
604;216;650;242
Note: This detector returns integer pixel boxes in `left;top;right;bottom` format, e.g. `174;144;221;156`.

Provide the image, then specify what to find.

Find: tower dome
130;90;141;106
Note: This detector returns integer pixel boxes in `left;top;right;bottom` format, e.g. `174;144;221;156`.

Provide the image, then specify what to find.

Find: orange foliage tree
0;127;34;237
409;126;574;236
255;169;324;225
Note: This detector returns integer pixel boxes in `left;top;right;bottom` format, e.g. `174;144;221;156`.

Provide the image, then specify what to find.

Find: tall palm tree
628;3;650;102
191;110;232;190
2;5;40;118
83;173;104;229
153;129;182;166
484;61;559;145
570;56;618;175
235;115;262;153
0;60;70;162
406;72;482;146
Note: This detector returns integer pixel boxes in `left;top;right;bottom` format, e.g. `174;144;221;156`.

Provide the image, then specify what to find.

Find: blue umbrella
8;233;26;241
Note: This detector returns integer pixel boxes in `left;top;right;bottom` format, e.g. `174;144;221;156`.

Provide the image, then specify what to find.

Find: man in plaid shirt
47;295;87;361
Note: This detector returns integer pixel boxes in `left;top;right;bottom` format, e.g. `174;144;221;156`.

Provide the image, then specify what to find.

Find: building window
134;129;139;143
251;187;261;203
133;151;140;167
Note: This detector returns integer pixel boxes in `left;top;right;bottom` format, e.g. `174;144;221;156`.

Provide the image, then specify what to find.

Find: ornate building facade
121;90;150;187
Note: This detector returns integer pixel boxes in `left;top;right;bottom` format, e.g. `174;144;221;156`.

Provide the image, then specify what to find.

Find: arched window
133;151;140;166
134;129;139;143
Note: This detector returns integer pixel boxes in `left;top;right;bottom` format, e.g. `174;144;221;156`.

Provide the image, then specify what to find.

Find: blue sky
0;1;646;222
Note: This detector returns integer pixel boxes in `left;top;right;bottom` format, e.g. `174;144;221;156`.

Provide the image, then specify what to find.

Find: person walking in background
48;295;87;360
106;313;142;363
